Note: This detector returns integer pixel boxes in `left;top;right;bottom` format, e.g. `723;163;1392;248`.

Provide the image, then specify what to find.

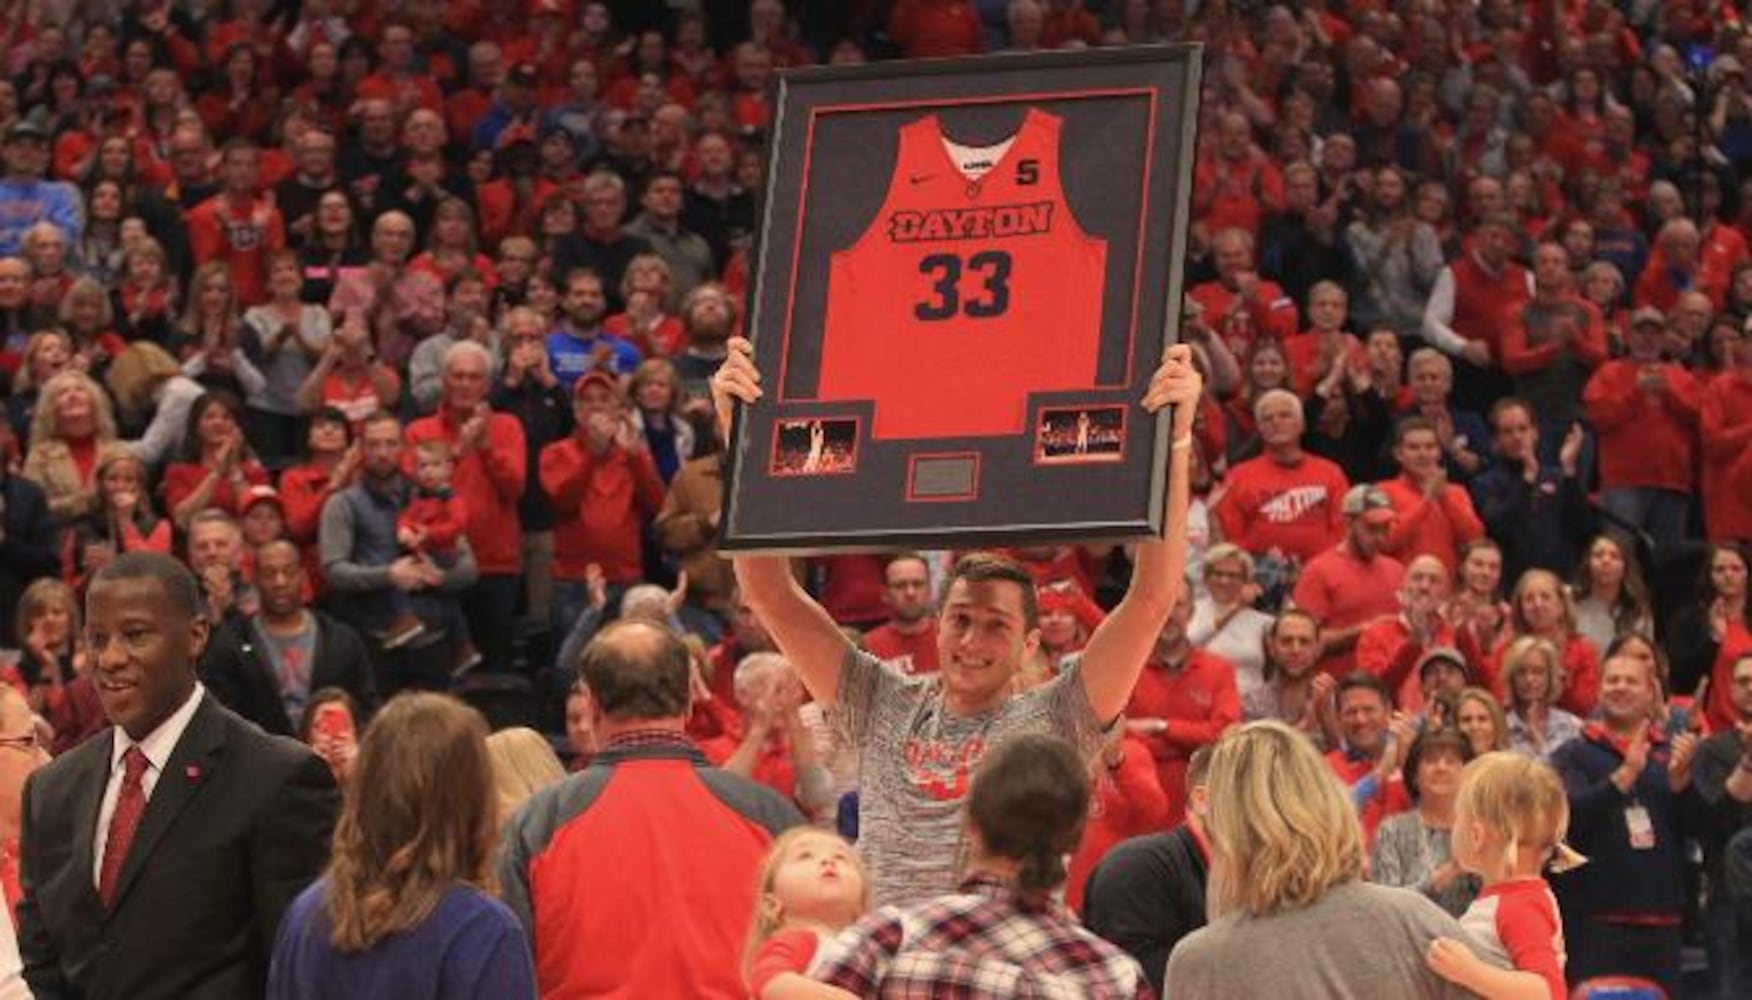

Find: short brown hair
945;552;1039;628
578;620;692;720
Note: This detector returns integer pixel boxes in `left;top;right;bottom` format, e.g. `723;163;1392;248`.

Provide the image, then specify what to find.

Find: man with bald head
500;620;802;997
199;540;376;736
326;210;444;367
1356;554;1458;709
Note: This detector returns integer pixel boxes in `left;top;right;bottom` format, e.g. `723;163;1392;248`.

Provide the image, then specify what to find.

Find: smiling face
1456;697;1498;754
197;399;239;449
1338;685;1388;755
1395;427;1443;479
1597;654;1655;729
1416;745;1466;802
1516;574;1565;634
936;578;1039;713
85;576;207;740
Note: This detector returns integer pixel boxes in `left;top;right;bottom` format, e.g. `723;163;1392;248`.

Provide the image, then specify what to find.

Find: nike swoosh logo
909;173;935;184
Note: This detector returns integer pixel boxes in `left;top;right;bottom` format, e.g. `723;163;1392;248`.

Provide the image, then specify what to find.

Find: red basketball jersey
817;109;1107;440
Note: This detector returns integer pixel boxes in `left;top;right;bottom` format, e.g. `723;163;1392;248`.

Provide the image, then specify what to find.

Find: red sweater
160;461;271;517
278;462;340;544
1499;294;1609;376
1483;633;1600;716
1584;360;1703;494
1124;650;1241;826
1188;277;1299;361
1066;735;1170;912
398;492;468;557
405;408;528;575
1191;152;1286;241
1291;545;1406;678
1377;474;1485;572
1357;617;1460;710
1701;372;1752;542
539;437;665;583
1448;253;1532;354
1212;453;1350;563
1284;331;1365;397
185;194;285;306
887;0;981;58
1326;749;1410;847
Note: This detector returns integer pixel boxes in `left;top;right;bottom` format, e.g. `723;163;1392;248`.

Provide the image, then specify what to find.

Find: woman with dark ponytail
805;735;1153;996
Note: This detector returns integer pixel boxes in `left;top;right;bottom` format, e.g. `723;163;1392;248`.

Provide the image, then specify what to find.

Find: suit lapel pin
186;764;201;781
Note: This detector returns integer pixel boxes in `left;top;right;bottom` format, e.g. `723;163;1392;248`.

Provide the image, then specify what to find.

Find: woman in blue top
269;692;536;1000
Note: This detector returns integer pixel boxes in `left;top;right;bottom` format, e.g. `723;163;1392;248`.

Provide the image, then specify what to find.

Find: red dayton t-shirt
1212;453;1350;563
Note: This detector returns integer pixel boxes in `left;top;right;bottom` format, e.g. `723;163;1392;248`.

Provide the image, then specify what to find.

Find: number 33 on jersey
816;108;1108;441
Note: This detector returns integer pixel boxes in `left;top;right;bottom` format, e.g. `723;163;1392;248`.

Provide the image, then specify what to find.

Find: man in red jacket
406;341;527;673
1356;555;1459;710
1584;307;1703;546
540;369;666;638
1123;586;1240;826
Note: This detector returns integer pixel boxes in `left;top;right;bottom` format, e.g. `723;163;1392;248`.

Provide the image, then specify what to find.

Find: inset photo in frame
1035;405;1127;465
769;417;860;477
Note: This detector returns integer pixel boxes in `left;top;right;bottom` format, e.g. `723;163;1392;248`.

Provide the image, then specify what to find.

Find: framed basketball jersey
722;44;1203;553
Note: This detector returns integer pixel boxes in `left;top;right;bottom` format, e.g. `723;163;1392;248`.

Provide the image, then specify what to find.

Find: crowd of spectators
0;0;1745;998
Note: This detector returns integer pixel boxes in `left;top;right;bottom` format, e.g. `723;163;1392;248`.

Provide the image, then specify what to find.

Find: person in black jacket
1550;648;1701;996
17;551;338;1000
1469;397;1594;585
200;540;377;736
0;462;60;647
1081;745;1214;998
491;305;574;627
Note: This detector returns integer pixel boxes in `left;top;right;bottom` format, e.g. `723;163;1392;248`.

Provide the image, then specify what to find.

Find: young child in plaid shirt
806;735;1154;998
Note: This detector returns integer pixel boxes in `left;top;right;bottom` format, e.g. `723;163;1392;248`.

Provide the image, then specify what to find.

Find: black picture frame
720;43;1204;553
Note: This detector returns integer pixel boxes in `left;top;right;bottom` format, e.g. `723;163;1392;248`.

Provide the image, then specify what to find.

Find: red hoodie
1584;359;1703;494
539;436;665;583
1701;372;1752;542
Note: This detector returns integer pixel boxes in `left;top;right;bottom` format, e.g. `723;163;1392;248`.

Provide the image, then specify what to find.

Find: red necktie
98;747;150;909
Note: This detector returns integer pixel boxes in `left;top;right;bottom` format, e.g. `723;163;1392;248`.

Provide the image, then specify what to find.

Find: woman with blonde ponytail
267;693;536;999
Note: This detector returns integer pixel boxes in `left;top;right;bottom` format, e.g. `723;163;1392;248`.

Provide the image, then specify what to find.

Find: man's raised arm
715;338;854;706
1078;345;1202;722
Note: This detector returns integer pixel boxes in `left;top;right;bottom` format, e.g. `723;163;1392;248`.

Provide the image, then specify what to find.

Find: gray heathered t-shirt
830;647;1107;908
1165;880;1493;1000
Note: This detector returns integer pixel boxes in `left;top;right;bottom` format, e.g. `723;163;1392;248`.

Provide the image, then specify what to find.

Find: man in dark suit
16;552;339;1000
